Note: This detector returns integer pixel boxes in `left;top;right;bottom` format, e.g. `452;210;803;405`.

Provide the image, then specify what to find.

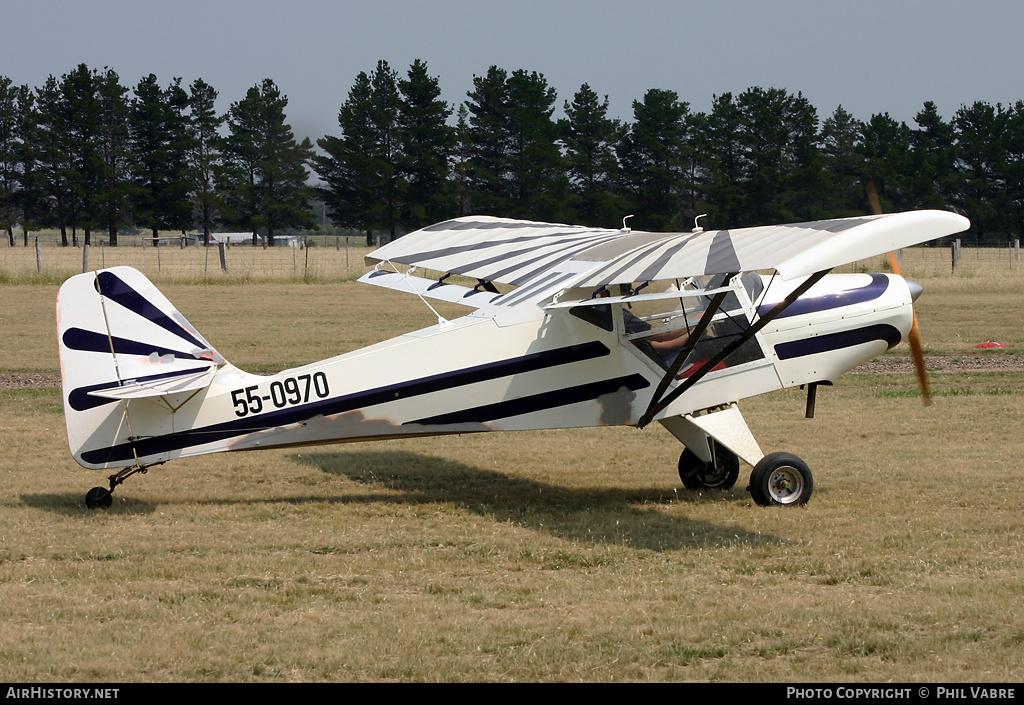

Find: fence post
218;241;228;272
82;244;89;273
35;236;41;275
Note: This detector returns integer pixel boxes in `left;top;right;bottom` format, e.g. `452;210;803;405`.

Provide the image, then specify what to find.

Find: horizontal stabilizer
87;366;217;401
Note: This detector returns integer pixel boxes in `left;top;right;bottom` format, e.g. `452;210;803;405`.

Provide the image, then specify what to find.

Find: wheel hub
769;467;803;503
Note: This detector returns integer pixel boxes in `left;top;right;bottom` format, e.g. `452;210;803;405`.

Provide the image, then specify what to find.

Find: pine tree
560;83;622;227
316;61;403;244
35;75;78;245
699;92;745;228
463;66;566;220
909;102;957;212
953;101;1009;243
219;84;263;244
186;78;223;245
398;59;455;229
220;79;313;245
59;64;104;246
254;79;315;243
819;105;865;217
858;113;913;214
0;76;19;245
616;88;692;230
131;74;192;245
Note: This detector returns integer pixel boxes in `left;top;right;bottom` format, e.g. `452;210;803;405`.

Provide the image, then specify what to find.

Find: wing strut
637;269;832;428
640;282;735;422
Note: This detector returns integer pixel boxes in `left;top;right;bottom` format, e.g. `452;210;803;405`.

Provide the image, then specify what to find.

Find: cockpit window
569;302;613;331
740;271;765;304
619;279;765;375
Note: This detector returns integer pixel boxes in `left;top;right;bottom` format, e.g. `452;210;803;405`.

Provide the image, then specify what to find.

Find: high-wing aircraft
57;210;969;509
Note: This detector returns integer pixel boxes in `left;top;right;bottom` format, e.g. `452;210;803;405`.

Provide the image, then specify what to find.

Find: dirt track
852;353;1024;374
1;373;62;390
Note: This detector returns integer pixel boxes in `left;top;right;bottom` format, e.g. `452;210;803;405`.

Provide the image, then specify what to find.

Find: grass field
1;248;1024;682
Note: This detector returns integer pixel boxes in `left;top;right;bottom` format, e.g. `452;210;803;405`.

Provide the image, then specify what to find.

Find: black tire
85;486;113;509
678;443;740;490
748;452;813;506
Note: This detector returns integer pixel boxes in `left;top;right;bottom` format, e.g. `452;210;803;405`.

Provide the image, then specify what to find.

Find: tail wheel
678;442;740;490
83;465;150;509
85;486;113;509
748;452;813;506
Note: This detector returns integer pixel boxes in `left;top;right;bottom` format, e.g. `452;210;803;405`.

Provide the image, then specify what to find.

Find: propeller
867;182;931;406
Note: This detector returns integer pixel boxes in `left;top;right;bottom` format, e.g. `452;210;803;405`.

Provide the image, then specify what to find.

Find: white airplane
57;210;969;509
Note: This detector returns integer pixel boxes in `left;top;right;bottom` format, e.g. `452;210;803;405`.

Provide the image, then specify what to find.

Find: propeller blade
867;182;931;406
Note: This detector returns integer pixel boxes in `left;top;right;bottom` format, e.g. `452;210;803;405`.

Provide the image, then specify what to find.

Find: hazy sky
3;0;1022;142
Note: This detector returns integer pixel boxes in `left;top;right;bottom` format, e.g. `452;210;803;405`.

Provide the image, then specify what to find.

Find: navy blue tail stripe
97;271;207;350
62;327;194;359
774;324;903;360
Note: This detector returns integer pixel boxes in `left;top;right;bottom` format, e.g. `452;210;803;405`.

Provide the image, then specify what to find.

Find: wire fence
846;240;1024;279
1;232;377;283
2;232;1022;284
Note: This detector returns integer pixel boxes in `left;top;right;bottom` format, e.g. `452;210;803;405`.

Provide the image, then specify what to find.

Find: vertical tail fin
57;267;224;468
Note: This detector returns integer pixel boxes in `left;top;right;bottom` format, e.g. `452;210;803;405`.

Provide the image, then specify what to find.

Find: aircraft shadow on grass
291;449;787;552
20;449;786;551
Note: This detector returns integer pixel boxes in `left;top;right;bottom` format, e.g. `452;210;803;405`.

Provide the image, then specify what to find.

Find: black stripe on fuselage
773;323;903;361
407;374;650;426
80;341;613;465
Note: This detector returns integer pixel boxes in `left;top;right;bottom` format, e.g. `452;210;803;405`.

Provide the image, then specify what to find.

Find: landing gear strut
84;465;150;509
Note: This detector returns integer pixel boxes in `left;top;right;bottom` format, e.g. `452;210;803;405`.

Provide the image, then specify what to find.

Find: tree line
3;60;1023;248
0;65;312;248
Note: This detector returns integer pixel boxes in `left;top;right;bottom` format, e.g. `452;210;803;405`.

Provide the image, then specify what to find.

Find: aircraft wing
568;210;969;285
365;210;970;298
365;216;629;287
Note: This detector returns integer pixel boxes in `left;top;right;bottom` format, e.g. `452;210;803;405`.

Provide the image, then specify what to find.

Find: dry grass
2;249;1024;681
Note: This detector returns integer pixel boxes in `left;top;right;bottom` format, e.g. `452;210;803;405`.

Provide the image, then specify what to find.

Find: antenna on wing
622;215;634;233
693;214;708;233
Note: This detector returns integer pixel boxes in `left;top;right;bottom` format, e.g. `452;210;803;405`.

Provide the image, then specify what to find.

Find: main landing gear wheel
748;452;813;506
678;443;740;490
